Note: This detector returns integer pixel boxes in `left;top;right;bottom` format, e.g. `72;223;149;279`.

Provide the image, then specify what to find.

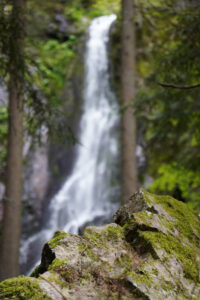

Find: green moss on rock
141;231;199;281
48;258;67;271
48;230;67;249
0;276;51;300
143;190;200;240
127;271;153;288
30;265;41;278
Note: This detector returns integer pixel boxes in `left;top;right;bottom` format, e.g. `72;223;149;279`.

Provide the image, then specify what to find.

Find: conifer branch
159;82;200;89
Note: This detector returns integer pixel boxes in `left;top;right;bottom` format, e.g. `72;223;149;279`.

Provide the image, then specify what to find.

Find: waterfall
21;14;120;273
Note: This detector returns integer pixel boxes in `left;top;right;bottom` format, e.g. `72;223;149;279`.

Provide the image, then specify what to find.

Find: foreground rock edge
0;190;200;300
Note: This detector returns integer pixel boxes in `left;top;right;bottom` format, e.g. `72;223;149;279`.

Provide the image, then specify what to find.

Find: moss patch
30;265;41;278
140;230;199;281
0;276;51;300
48;231;67;249
142;190;200;244
127;271;153;288
84;224;124;248
48;258;67;271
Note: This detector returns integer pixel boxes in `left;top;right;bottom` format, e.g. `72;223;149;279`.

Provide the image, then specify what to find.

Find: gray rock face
47;13;78;41
0;82;8;106
0;190;200;299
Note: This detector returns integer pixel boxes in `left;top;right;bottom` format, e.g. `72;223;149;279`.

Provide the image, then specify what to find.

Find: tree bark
0;0;26;280
121;0;138;203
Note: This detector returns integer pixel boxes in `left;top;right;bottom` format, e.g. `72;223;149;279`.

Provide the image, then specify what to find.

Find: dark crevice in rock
33;243;56;277
125;230;159;259
146;206;158;214
125;280;150;300
137;224;159;233
124;279;150;300
113;214;127;226
121;279;150;300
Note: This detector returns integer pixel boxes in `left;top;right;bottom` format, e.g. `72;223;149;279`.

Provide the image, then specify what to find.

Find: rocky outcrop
46;13;78;41
0;190;199;299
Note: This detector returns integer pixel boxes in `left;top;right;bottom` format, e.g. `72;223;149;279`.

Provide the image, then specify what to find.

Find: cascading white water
21;14;120;273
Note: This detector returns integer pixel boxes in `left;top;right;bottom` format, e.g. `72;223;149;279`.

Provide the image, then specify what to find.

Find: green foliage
33;39;75;106
25;37;77;144
0;1;12;75
89;0;120;16
64;1;87;23
0;0;82;173
150;163;200;209
135;1;200;209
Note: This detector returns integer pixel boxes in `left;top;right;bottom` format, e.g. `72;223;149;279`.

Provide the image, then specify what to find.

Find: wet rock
23;144;49;231
47;14;78;41
1;190;200;299
0;82;8;106
0;182;5;221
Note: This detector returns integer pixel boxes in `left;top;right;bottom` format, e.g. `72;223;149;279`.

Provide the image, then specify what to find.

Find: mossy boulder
0;190;200;299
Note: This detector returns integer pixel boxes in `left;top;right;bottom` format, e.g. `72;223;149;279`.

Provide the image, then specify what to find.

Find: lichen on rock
0;190;199;299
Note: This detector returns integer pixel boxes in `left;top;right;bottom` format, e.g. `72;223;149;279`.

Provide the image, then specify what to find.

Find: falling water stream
21;14;120;273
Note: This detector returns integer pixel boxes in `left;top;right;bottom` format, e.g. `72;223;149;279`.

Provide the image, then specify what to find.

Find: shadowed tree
0;0;26;280
121;0;138;203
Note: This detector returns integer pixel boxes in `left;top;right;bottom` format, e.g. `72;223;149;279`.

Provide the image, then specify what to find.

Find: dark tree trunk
0;0;26;280
121;0;138;203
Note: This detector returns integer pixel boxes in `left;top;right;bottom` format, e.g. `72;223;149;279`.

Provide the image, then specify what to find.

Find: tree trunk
121;0;138;203
0;0;26;280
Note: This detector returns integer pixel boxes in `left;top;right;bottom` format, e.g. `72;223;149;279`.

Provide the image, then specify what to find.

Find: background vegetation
134;0;200;209
1;0;200;210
